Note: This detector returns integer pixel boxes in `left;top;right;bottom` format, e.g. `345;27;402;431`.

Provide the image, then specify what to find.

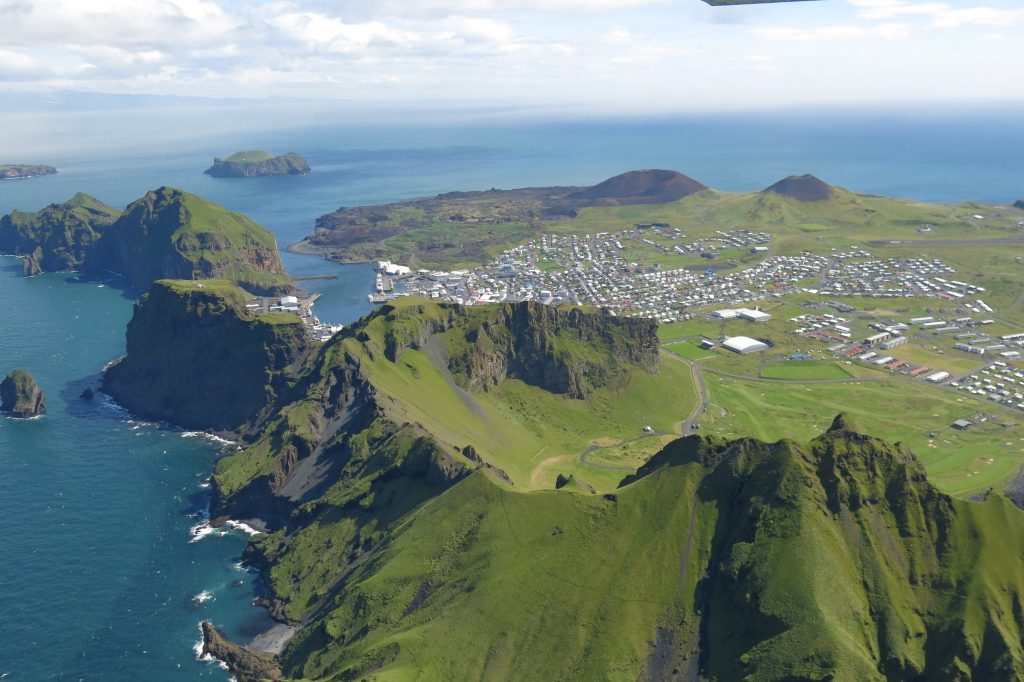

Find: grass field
699;372;1024;496
759;361;852;380
665;340;715;361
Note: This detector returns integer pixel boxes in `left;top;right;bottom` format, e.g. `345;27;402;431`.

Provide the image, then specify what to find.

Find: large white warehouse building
722;336;769;354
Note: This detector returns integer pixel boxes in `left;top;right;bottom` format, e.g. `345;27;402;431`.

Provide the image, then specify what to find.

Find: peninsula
204;151;310;178
0;164;57;180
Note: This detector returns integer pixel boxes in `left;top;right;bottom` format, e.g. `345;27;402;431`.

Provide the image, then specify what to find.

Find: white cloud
752;23;911;40
848;0;1024;28
0;0;1021;111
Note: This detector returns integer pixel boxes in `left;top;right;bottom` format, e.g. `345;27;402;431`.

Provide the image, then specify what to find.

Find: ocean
1;110;1022;679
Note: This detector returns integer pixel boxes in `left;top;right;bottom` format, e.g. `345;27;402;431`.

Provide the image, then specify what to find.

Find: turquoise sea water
1;113;1022;679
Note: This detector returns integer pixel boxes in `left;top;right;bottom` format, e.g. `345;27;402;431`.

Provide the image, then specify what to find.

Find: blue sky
0;0;1022;112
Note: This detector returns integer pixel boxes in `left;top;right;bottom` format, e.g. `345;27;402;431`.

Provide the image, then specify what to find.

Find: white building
722;336;769;354
738;308;772;323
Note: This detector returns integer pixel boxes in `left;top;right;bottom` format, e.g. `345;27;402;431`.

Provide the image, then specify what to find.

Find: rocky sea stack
763;173;836;201
1;369;46;418
0;164;57;180
205;151;310;178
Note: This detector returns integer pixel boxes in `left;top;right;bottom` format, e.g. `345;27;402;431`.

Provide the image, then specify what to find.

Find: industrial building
738;308;772;323
722;336;769;354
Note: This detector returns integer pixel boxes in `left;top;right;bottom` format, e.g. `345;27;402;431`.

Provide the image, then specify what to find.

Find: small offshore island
1;164;57;180
205;151;310;178
1;369;46;418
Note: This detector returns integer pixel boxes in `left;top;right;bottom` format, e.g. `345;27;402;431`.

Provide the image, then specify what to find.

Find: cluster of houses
816;256;984;300
387;228;992;338
954;362;1024;411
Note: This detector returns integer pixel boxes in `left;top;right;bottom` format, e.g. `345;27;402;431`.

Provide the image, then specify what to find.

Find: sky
0;0;1023;113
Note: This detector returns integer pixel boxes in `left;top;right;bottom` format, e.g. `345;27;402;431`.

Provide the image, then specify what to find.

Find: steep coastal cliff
0;193;122;272
103;280;312;431
205;151;310;178
90;187;292;294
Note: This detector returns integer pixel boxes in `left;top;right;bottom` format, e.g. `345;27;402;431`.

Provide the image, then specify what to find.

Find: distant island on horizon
205;150;310;178
1;164;57;180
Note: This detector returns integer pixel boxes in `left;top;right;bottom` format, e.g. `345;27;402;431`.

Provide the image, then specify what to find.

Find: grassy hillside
233;416;1024;681
164;296;1024;681
223;150;275;164
213;297;695;499
93;186;292;294
0;192;122;272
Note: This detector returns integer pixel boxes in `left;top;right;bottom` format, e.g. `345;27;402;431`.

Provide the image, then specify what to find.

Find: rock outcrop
448;300;660;398
0;193;122;273
762;174;836;201
200;622;282;682
205;151;310;178
0;164;57;179
103;280;312;432
1014;198;1024;210
1;369;46;418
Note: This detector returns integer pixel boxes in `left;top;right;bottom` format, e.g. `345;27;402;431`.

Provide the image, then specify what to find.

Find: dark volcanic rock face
762;174;836;201
1;369;46;418
205;152;310;178
103;280;312;432
565;169;707;207
448;300;660;398
201;622;282;682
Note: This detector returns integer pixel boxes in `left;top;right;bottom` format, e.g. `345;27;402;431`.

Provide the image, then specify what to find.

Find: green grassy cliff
90;187;292;294
1;188;293;293
0;193;122;273
103;279;312;431
180;300;1024;681
219;411;1024;681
